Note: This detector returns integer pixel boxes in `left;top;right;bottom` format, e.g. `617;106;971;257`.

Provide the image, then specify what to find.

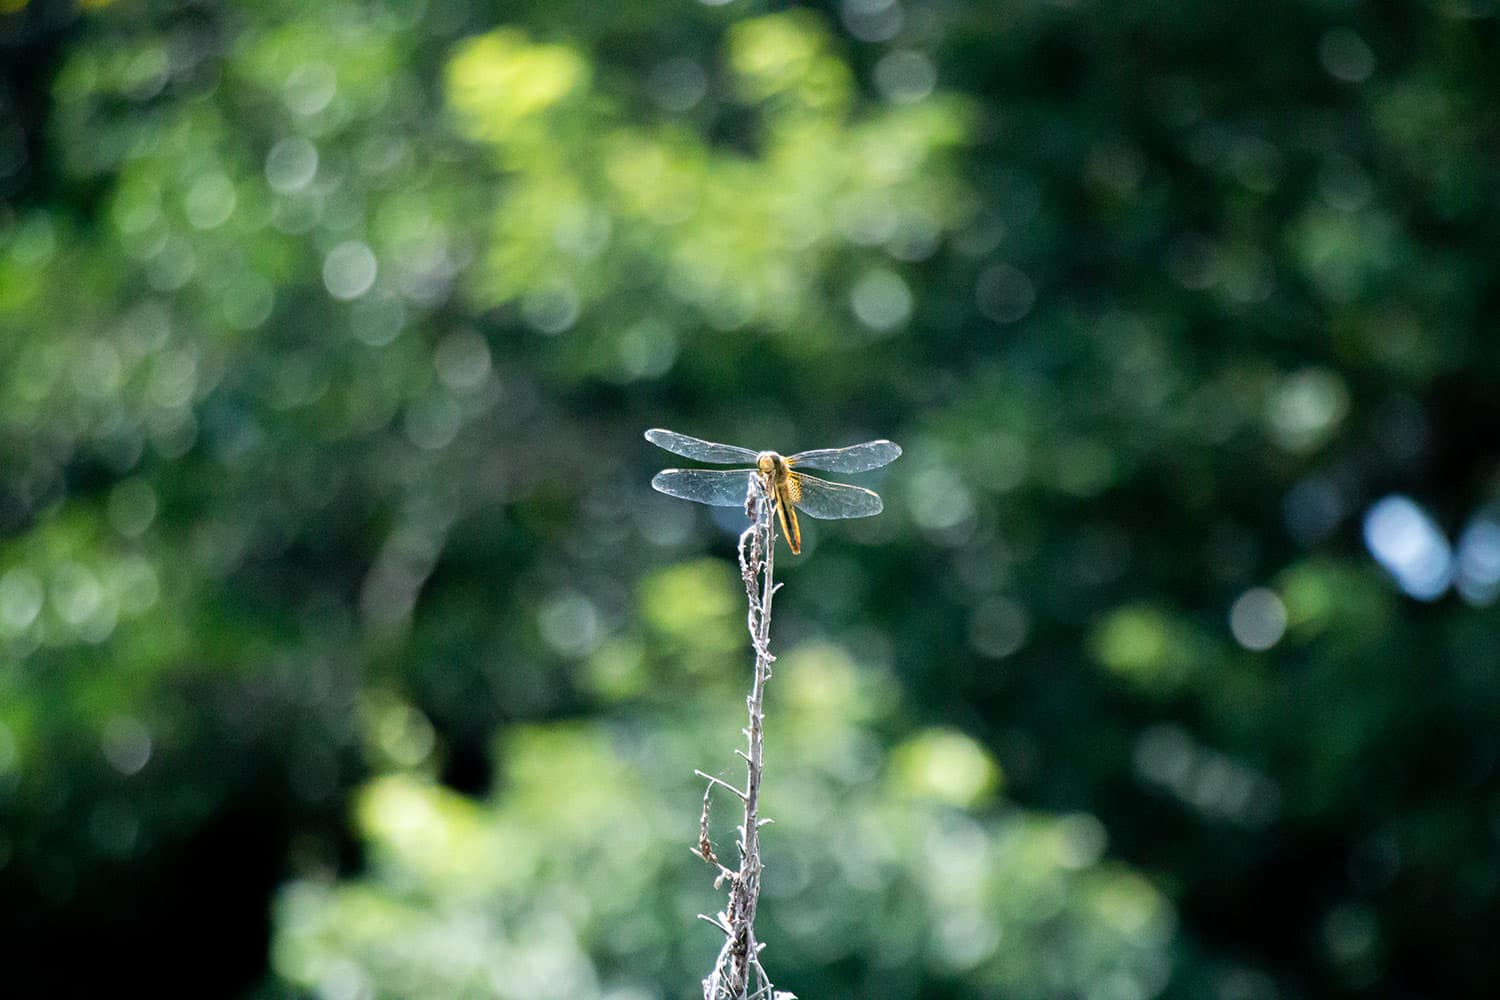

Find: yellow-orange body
756;451;803;554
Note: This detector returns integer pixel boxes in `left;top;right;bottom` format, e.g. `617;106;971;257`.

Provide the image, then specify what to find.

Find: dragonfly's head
756;451;783;476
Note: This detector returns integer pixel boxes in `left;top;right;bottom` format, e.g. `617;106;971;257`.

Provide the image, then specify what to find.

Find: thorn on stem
695;769;748;801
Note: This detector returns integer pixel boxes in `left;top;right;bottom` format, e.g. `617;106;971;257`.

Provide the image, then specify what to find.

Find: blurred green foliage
2;0;1500;997
276;643;1172;999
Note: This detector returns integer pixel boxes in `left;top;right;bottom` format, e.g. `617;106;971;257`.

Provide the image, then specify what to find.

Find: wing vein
790;472;884;519
787;439;902;473
650;469;755;507
645;428;759;465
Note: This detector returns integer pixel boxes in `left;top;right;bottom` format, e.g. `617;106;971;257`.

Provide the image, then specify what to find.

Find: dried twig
697;477;796;1000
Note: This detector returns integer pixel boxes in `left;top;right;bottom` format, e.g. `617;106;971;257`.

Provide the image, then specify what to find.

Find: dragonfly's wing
651;469;756;507
789;472;884;519
787;439;902;473
645;428;759;465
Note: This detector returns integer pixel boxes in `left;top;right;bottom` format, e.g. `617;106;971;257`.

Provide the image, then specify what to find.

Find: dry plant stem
699;478;789;1000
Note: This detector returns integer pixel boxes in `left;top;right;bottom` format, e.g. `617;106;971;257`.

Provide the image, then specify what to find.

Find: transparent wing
645;428;759;465
789;472;884;520
787;439;902;473
651;469;756;507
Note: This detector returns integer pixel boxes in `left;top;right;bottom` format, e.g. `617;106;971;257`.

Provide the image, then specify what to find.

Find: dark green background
2;0;1498;996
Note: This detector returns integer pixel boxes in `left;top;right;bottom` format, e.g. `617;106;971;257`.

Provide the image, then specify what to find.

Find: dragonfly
645;428;902;555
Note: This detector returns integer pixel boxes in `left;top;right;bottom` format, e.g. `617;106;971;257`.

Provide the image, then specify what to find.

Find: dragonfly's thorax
756;451;789;484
